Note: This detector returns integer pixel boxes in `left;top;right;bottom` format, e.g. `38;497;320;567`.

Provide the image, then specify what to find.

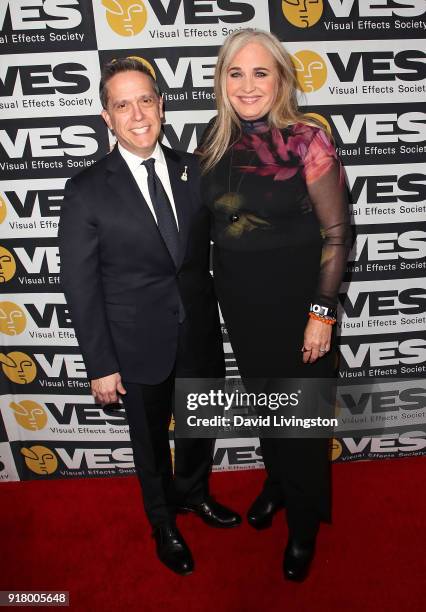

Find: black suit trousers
122;326;215;528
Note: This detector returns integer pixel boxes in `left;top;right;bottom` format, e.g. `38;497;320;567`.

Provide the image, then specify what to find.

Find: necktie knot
142;158;155;173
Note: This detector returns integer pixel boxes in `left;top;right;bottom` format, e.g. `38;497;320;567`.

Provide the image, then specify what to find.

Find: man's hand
91;372;126;405
302;318;332;364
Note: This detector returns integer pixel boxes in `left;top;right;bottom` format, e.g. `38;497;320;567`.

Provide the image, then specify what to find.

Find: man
59;58;240;576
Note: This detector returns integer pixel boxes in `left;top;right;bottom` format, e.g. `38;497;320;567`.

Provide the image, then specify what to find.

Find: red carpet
1;458;425;612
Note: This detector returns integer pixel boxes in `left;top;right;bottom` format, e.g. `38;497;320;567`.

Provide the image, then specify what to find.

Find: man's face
101;70;163;158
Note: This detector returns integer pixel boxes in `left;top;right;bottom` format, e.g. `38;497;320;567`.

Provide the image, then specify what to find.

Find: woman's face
226;42;278;121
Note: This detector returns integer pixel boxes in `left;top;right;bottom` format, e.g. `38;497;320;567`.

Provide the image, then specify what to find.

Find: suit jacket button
230;214;239;222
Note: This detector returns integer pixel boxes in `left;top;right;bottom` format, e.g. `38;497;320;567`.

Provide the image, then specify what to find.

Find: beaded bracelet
308;312;336;325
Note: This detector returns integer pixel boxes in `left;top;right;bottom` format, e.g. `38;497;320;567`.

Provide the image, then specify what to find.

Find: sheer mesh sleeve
303;128;352;308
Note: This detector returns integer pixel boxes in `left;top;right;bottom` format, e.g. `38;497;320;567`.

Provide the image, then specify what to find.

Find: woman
199;29;351;581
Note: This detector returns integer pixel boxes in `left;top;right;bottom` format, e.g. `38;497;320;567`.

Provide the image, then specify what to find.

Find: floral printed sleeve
303;128;352;309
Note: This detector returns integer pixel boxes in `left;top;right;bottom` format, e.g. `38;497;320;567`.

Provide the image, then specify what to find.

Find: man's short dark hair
99;57;161;109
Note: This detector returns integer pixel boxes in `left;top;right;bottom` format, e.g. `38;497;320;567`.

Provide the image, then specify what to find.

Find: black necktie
142;158;179;267
142;158;185;323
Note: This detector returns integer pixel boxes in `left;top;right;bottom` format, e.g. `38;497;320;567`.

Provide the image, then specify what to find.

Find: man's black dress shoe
152;523;194;575
283;539;315;582
177;498;241;528
247;490;285;530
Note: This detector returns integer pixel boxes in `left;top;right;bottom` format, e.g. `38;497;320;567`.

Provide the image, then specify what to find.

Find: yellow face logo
0;246;16;283
0;195;6;224
0;351;37;384
330;438;343;461
10;400;47;431
102;0;148;36
282;0;323;28
305;112;332;134
0;302;26;336
292;50;327;92
126;55;156;80
21;445;58;475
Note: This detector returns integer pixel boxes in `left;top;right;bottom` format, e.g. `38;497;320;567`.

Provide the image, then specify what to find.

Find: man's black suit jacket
59;144;224;384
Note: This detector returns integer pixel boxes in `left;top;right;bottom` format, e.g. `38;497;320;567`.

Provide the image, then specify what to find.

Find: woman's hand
301;317;333;364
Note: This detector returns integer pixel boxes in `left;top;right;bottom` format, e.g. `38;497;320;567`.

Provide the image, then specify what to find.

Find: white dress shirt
118;142;179;228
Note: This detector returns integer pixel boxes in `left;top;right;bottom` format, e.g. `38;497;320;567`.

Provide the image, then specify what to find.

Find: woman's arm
301;128;352;363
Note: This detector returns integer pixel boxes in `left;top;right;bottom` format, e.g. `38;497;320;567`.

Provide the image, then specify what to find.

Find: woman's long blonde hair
200;29;311;173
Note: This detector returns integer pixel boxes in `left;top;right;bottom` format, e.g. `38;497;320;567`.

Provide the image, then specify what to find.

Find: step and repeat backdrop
0;0;425;482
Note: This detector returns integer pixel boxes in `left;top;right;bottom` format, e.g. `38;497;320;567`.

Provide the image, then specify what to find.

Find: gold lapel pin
181;165;188;181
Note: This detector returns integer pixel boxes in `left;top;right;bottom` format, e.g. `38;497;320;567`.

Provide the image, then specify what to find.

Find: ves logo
1;187;64;220
0;302;26;336
281;0;426;26
0;127;98;159
102;0;148;36
0;246;16;282
100;0;255;37
282;0;323;28
0;63;90;97
0;351;37;384
292;50;327;91
10;400;47;431
21;445;58;475
0;0;83;31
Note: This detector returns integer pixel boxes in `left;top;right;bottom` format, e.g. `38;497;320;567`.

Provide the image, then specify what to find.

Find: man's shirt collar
118;141;165;173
